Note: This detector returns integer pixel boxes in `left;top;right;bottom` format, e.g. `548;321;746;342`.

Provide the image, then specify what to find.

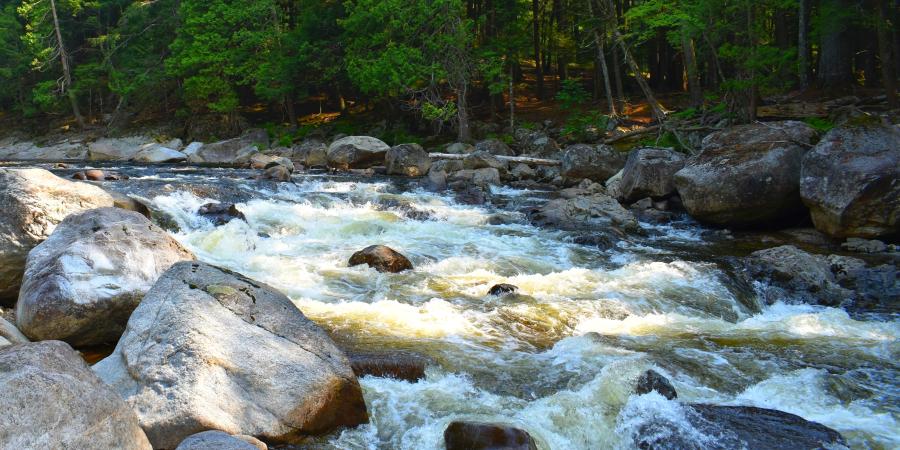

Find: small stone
488;284;519;296
635;369;677;400
198;203;246;226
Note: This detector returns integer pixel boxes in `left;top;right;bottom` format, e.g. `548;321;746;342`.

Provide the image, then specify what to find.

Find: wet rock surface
444;421;538;450
347;350;431;382
348;245;413;273
198;202;247;225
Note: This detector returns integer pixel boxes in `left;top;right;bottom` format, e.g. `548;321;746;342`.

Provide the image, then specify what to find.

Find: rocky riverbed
0;117;897;449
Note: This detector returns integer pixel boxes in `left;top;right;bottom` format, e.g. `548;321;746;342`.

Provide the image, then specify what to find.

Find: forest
0;0;897;142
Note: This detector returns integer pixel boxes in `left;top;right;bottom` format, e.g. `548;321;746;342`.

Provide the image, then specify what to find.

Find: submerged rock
0;168;115;303
386;143;432;177
347;350;431;382
488;283;519;296
560;144;626;183
444;421;538;450
198;202;247;225
0;341;151;449
635;369;677;400
800;119;900;239
531;193;638;233
175;431;267;450
348;245;413;273
673;121;818;227
687;405;845;450
327;136;390;170
16;208;195;346
93;261;368;448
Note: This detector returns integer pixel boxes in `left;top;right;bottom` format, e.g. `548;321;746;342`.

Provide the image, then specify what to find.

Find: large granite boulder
673;121;818;227
188;129;268;164
132;144;188;163
619;147;686;203
0;341;151;449
0;168;115;303
88;136;152;161
292;138;328;167
800;119;900;239
385;143;432;177
327;136;390;170
561;144;627;183
517;130;560;158
93;262;367;448
16;208;195;346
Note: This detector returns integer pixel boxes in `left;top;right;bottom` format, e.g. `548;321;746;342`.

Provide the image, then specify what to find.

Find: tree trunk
50;0;85;128
457;84;472;143
818;0;853;87
798;0;810;88
612;42;625;109
532;0;545;100
509;63;516;131
604;0;665;121
587;0;616;116
747;3;758;121
681;30;702;107
876;0;898;108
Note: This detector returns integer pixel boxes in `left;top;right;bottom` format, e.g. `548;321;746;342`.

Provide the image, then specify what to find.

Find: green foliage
803;117;835;133
561;110;609;142
555;79;590;110
637;131;686;153
422;101;458;122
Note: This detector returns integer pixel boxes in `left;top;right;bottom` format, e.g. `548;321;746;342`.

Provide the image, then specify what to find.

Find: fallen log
428;153;560;166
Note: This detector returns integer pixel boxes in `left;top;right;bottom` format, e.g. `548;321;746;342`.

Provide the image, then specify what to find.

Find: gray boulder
532;193;638;232
446;142;474;154
463;150;508;173
474;138;515;156
327;136;390;170
561;144;627;183
132;144;188;163
385;143;432;177
673;121;818;227
16;208;194;346
518;130;560;158
450;168;502;189
293;138;328;167
619;147;686;203
0;341;151;449
0;169;115;303
250;153;294;172
800;119;900;239
175;431;267;450
189;129;268;164
744;245;900;309
93;261;367;448
88;136;152;161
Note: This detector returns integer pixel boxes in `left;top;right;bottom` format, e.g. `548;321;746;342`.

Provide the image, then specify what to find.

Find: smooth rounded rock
93;261;368;448
348;245;413;273
16;207;195;346
444;421;538;450
327;136;390;170
175;430;267;450
386;143;432;177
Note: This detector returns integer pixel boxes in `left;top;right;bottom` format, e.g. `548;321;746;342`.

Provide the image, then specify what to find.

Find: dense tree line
0;0;896;140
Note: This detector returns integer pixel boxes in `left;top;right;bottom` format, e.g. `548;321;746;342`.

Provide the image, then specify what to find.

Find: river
23;162;900;449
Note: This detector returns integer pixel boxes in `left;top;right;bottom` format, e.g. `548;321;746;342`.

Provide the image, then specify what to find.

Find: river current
24;163;900;449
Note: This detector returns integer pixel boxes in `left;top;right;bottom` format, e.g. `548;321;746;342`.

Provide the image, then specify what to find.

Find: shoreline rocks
93;261;368;448
673;121;818;227
327;136;390;170
16;208;195;346
618;147;686;203
560;144;626;184
0;168;115;303
385;143;432;177
800;119;900;239
0;341;152;449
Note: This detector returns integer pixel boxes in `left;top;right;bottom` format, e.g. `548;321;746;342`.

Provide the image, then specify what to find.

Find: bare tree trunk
876;0;898;108
612;43;625;110
681;30;702;107
509;63;516;131
532;0;545;100
747;3;758;121
603;0;665;121
50;0;85;128
457;84;472;143
587;0;616;116
798;0;810;88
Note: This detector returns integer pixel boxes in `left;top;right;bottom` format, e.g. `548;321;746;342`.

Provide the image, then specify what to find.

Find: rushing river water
14;162;899;449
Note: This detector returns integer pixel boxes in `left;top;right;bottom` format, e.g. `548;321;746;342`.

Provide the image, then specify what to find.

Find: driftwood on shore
428;153;561;166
